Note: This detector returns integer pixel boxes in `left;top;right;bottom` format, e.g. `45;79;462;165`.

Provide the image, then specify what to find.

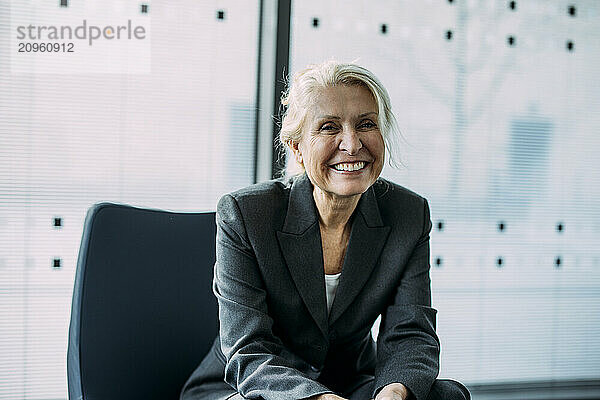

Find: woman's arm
214;194;333;400
373;198;440;400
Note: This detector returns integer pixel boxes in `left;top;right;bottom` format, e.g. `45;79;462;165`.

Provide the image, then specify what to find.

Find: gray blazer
181;173;439;400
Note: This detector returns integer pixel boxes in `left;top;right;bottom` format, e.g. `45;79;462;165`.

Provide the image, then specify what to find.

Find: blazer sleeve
373;198;440;400
213;194;333;400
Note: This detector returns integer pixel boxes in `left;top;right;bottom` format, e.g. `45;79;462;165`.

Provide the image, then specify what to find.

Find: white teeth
333;161;365;171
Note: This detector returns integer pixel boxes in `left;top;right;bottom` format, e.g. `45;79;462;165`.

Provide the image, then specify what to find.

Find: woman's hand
308;394;348;400
373;382;410;400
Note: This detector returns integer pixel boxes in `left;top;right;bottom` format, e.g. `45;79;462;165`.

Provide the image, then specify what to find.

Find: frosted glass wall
0;1;259;398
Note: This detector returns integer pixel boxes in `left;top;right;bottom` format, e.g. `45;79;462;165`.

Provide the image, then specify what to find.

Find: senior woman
181;61;470;400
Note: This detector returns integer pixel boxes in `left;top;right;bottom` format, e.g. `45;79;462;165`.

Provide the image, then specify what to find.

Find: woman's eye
320;124;337;131
359;120;376;129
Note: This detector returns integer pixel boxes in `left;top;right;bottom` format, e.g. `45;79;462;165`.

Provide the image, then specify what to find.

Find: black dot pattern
424;219;575;269
53;259;61;269
421;219;575;269
312;18;319;27
509;1;516;10
54;217;62;227
507;36;516;46
381;24;387;34
567;41;574;52
568;5;576;17
141;4;148;13
446;30;453;40
217;10;225;20
60;0;68;7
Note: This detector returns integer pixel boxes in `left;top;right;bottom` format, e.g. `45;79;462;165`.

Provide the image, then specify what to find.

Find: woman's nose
338;128;362;155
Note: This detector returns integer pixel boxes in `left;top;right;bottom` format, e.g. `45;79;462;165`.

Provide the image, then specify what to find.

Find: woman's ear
289;140;303;165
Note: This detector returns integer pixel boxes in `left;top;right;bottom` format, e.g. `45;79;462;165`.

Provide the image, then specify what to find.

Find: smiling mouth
330;161;368;172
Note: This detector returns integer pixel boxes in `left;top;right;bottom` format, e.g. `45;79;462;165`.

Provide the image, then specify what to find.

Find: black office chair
67;203;218;400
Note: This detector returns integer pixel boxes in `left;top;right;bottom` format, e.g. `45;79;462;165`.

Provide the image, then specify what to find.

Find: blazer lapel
328;185;391;326
276;174;391;335
276;174;329;337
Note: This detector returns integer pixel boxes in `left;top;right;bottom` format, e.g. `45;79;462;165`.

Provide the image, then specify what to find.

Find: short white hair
278;60;402;177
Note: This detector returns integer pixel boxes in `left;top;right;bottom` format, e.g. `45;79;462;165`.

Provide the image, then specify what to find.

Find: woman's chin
327;182;371;198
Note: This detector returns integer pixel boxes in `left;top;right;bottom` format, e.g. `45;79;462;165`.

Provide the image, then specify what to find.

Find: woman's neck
312;186;361;230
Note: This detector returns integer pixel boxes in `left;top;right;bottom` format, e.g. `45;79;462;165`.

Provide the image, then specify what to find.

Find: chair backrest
67;203;218;400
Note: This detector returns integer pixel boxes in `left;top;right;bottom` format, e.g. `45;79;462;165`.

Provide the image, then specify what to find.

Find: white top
324;272;342;314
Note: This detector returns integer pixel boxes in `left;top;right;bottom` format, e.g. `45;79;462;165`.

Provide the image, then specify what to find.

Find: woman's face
291;84;385;198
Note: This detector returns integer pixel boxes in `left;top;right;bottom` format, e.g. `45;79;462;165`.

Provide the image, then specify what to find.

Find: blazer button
310;365;321;372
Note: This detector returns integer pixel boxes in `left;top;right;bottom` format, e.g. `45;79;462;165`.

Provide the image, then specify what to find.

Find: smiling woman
180;61;470;400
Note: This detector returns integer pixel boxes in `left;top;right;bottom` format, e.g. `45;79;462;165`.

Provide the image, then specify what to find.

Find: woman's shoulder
216;176;294;221
372;176;427;204
371;177;430;229
225;176;293;202
215;177;297;235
